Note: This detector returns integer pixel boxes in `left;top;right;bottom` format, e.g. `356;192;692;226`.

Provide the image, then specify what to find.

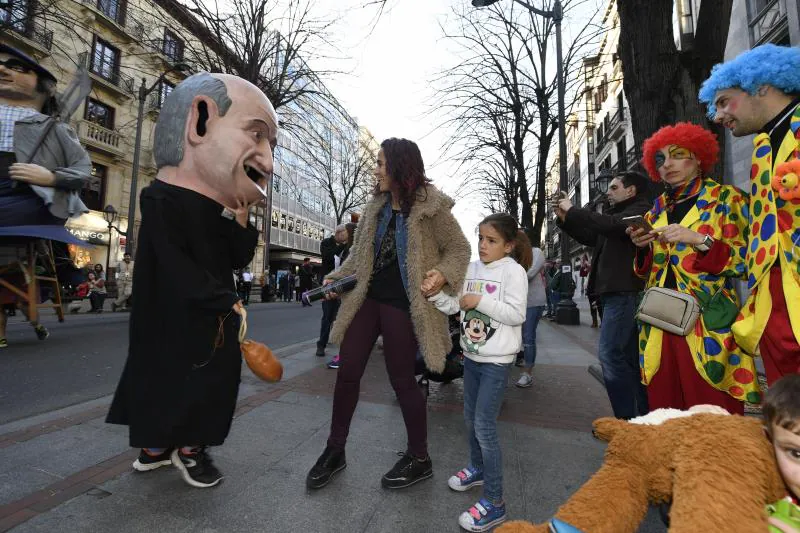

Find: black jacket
558;194;651;297
320;235;345;277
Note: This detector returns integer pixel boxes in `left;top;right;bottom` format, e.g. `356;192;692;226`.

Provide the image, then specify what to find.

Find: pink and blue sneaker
447;466;484;491
458;498;506;532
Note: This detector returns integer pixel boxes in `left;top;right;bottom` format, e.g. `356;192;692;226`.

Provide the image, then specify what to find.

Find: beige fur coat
326;186;471;373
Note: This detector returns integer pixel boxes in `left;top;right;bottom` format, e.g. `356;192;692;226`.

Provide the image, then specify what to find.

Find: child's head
763;374;800;499
478;213;532;269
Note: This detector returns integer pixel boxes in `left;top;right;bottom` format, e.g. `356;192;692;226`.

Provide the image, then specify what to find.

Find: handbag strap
238;306;247;343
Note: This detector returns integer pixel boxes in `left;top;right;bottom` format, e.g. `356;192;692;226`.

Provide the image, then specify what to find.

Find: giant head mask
0;44;58;113
153;72;278;209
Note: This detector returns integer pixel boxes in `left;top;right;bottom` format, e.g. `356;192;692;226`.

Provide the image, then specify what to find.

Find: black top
662;196;698;289
106;179;259;447
762;97;800;149
559;194;651;296
320;235;346;277
367;211;409;310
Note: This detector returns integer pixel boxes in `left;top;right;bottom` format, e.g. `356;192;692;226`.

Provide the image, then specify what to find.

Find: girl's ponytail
513;230;533;270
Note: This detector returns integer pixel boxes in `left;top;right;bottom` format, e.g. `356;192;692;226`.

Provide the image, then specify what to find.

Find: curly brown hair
379;138;431;214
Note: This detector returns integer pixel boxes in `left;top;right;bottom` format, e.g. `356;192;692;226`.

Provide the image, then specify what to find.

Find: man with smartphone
553;171;651;419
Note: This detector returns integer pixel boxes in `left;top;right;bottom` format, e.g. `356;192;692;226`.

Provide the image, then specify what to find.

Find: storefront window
271;209;278;227
280;213;286;230
295;218;301;234
287;216;294;232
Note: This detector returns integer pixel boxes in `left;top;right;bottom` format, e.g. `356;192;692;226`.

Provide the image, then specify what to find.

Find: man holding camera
553;171;651;419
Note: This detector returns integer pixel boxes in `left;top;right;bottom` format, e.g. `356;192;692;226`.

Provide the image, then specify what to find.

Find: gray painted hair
335;224;347;232
153;72;233;168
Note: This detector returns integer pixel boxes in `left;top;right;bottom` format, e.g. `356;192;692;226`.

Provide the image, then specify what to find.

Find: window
156;80;174;108
0;0;28;32
96;0;124;24
162;29;184;63
271;209;278;228
91;38;120;82
280;214;286;230
287;217;294;232
81;163;106;211
302;221;308;236
85;98;115;129
295;219;301;234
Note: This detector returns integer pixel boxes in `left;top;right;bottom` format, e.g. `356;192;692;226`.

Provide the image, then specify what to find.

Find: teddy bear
498;407;787;533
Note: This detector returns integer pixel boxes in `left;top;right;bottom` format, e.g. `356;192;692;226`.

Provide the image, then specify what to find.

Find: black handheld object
622;215;653;233
301;274;358;305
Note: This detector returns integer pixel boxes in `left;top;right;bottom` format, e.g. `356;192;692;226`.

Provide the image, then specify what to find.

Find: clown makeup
656;144;700;187
713;87;763;137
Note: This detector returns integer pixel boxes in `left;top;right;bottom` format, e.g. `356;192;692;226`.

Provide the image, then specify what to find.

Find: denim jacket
373;197;409;295
12;112;90;220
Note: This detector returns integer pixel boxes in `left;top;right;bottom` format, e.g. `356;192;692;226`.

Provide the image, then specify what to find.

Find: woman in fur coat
306;137;471;491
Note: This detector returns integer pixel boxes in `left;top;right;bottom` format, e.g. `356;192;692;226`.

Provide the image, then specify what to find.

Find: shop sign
67;227;110;246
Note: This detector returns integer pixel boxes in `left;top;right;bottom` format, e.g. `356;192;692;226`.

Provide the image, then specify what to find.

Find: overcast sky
316;0;598;255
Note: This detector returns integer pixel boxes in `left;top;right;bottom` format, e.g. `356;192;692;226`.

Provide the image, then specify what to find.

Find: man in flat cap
0;44;91;348
0;43;90;226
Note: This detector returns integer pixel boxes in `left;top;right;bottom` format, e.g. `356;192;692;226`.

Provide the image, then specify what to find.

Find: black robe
106;180;259;447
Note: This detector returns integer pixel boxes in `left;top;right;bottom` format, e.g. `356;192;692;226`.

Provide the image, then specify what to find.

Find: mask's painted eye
669;147;692;160
655;152;666;168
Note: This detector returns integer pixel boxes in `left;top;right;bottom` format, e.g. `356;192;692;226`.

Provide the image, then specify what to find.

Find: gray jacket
13;112;90;220
526;246;547;307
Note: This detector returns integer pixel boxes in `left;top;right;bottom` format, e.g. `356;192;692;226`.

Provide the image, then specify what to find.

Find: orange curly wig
641;122;719;182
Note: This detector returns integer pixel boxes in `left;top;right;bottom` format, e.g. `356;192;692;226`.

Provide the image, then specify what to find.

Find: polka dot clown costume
634;123;759;413
699;44;800;383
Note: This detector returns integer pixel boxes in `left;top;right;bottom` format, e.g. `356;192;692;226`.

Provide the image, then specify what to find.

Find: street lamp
125;62;190;254
102;204;126;276
472;0;578;324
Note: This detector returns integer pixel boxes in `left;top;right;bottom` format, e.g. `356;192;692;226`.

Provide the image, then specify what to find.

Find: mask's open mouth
244;164;268;197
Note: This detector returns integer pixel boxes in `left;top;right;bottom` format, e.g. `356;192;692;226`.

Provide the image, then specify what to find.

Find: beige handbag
636;287;701;336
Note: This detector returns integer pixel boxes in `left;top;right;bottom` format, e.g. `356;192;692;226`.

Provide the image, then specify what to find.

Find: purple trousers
327;298;428;458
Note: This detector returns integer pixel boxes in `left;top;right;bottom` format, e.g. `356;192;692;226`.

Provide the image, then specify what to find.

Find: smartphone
622;215;653;233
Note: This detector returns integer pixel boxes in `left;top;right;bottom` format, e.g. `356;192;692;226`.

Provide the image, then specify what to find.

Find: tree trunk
616;0;732;173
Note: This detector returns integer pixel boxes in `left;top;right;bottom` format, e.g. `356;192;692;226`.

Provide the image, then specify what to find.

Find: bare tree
171;0;341;129
616;0;732;160
295;121;377;224
433;0;599;246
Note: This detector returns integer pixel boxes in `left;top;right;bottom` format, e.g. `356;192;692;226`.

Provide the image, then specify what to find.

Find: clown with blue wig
699;44;800;383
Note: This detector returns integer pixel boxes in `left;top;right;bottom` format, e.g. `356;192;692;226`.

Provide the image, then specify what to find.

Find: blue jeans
463;358;510;503
317;298;340;350
522;306;545;367
550;291;560;314
598;293;648;419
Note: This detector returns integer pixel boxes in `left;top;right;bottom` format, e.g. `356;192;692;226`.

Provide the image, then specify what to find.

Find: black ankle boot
381;451;432;489
306;445;346;489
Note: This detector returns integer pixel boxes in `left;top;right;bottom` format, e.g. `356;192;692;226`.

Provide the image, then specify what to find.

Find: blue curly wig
698;44;800;119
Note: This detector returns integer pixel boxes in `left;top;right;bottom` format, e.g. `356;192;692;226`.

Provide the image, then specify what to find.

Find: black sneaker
315;345;325;357
171;447;223;488
381;451;432;489
133;448;174;471
306;445;346;489
33;324;49;340
514;353;524;367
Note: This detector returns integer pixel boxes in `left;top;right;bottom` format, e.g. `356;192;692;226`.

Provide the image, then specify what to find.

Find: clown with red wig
629;122;759;413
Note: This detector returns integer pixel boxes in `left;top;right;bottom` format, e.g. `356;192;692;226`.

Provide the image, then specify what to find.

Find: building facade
545;0;640;271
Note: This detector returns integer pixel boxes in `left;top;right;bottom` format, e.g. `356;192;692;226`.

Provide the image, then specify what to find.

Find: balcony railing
608;107;626;137
1;19;53;51
79;52;134;95
749;0;788;44
625;146;642;170
149;38;184;64
75;119;125;156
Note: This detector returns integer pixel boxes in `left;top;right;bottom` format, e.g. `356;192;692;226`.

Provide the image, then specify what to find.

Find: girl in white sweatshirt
426;213;530;532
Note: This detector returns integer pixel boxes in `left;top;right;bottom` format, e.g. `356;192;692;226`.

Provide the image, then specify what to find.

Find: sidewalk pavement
0;298;664;533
